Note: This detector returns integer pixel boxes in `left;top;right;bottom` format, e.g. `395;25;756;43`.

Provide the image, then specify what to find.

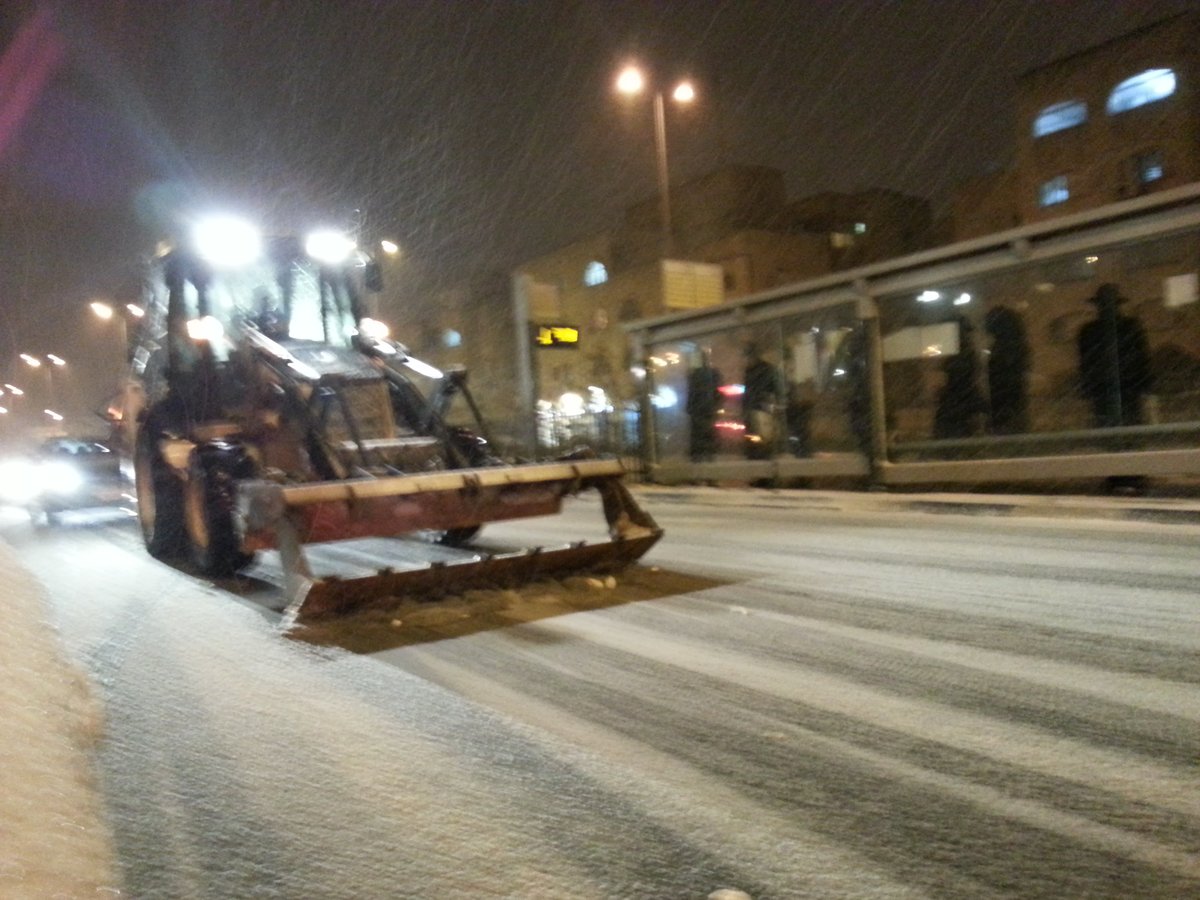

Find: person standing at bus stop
1077;283;1153;428
742;343;782;461
1077;283;1154;494
685;348;722;462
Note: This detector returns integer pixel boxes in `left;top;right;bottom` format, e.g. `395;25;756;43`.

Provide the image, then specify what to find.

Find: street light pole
616;65;695;260
45;355;64;409
652;90;673;257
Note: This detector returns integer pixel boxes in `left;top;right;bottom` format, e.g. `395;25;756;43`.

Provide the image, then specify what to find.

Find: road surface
4;488;1198;899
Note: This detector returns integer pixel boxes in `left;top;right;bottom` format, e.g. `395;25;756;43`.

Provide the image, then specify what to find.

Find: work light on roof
358;318;390;340
305;230;356;265
193;215;262;268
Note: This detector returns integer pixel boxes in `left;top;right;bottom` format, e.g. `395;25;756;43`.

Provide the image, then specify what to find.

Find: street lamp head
47;354;66;367
90;301;115;320
672;81;696;104
616;65;645;96
20;354;41;368
379;240;399;256
126;304;146;318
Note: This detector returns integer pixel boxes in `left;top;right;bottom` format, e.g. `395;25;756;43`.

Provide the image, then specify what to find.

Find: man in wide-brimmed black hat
1077;283;1153;429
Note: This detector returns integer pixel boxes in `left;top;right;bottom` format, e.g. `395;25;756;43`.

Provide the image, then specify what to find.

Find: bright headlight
305;230;356;265
193;215;262;268
40;460;84;495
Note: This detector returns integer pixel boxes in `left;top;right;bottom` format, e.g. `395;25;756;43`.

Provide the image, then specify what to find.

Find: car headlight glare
40;461;84;495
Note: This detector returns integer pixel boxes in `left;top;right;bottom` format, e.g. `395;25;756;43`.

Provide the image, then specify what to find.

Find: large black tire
135;425;187;559
185;446;254;577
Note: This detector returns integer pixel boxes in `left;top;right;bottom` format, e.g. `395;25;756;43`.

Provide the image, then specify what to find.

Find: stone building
935;13;1200;443
955;13;1200;240
513;165;931;420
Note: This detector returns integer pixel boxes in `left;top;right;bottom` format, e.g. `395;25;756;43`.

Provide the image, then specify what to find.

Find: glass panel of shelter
877;275;1025;452
651;324;784;463
777;303;863;457
653;307;870;464
1113;231;1200;428
648;224;1200;471
875;228;1200;459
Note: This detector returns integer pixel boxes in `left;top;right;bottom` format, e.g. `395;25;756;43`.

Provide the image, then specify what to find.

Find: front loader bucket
236;458;662;621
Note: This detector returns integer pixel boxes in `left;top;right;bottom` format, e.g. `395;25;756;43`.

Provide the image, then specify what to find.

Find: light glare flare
651;386;678;409
404;357;444;380
358;318;390;339
305;230;357;264
559;392;585;416
187;316;225;343
616;65;645;95
40;460;82;495
193;215;262;268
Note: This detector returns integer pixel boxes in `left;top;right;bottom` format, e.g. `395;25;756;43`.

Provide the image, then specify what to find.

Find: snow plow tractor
116;220;660;621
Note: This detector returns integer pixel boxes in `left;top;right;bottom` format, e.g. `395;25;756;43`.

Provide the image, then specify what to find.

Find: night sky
0;0;1192;423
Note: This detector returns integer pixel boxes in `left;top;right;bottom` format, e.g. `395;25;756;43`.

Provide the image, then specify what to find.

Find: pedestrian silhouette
742;343;781;461
1077;283;1153;428
983;305;1030;434
933;316;985;439
685;349;722;462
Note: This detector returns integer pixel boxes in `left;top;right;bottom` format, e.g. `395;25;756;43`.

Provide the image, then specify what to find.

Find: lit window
1107;68;1176;115
853;222;867;234
1137;150;1164;184
1039;175;1069;207
583;261;608;287
1032;100;1087;137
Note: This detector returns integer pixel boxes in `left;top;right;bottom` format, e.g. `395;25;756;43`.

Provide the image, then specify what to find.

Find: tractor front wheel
185;446;254;576
135;425;187;559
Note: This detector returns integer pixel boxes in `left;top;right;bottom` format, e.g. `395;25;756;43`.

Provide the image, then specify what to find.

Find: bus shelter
627;184;1200;490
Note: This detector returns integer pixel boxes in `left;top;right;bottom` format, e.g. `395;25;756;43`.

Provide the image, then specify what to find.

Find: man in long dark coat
1077;283;1153;428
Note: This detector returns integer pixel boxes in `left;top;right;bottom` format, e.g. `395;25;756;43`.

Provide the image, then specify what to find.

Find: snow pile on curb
0;540;119;897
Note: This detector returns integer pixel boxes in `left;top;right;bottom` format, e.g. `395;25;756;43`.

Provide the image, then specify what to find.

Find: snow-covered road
3;490;1198;898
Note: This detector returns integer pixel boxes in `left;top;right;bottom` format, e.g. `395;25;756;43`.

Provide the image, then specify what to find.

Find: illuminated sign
534;324;580;348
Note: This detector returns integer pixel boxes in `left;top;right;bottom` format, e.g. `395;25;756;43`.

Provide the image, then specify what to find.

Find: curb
634;485;1200;526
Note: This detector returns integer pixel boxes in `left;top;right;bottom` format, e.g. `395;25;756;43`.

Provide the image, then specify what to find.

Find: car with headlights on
5;437;133;525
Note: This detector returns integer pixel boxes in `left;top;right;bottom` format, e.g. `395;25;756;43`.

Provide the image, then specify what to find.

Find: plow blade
236;457;662;621
293;532;661;621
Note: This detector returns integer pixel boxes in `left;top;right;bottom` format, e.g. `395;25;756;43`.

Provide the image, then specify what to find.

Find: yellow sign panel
534;325;580;348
